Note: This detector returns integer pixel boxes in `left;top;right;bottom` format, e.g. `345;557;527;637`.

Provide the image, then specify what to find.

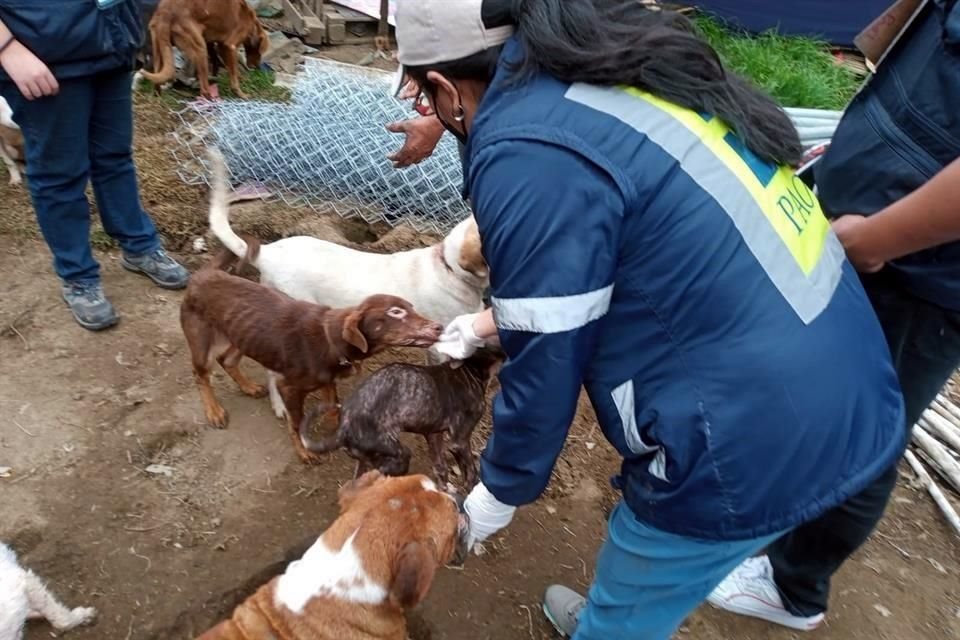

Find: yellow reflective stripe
624;88;829;276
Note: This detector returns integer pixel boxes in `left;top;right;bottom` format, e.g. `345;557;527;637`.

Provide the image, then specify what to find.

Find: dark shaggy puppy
300;348;504;489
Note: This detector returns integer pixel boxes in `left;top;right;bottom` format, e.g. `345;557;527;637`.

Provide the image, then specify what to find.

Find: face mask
437;113;469;146
420;84;469;146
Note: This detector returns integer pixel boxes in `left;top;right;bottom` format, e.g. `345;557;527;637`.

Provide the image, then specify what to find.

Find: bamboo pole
912;426;960;494
920;410;960;453
904;450;960;537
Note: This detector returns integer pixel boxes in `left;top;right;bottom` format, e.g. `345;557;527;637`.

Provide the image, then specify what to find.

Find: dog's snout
451;512;471;567
428;322;444;336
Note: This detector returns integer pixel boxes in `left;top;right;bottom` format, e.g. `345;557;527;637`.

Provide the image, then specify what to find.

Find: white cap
395;0;515;67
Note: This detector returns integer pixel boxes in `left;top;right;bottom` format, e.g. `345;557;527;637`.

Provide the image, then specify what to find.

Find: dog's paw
57;606;97;630
205;406;229;429
296;450;324;466
241;383;268;399
271;400;289;421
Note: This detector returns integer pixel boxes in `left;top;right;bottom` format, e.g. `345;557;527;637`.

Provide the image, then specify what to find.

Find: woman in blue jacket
0;0;187;331
397;1;907;638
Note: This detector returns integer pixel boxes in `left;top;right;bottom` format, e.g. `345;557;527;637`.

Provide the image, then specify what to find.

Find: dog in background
301;348;504;489
140;0;269;99
0;543;97;640
179;250;443;463
206;148;489;419
0;97;24;186
197;471;468;640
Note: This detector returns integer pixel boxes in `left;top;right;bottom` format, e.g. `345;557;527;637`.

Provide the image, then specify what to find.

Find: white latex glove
464;482;516;547
432;312;486;361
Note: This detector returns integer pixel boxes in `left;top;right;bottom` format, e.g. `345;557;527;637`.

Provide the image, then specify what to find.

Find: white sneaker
707;556;825;631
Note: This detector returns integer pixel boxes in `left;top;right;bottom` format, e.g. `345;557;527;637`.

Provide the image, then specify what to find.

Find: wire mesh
171;58;471;235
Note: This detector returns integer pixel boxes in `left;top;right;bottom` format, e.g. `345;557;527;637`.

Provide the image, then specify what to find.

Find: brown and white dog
0;97;24;186
140;0;269;99
197;471;469;640
206;149;489;420
179;250;443;463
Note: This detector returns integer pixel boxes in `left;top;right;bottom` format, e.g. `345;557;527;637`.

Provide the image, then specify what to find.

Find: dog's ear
389;541;438;609
457;221;488;278
338;470;382;509
342;309;369;353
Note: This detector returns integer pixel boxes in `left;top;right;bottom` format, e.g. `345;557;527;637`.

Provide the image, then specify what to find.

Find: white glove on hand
464;482;516;547
432;313;486;361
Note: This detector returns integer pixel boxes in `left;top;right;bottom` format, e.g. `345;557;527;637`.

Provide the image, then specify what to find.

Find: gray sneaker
62;282;119;331
121;248;189;289
543;585;586;638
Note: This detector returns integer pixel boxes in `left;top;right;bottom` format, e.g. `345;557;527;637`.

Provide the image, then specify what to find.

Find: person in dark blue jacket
0;0;188;331
710;0;960;631
396;1;907;638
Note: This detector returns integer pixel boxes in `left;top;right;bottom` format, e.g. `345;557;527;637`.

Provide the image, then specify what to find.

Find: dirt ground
2;51;959;640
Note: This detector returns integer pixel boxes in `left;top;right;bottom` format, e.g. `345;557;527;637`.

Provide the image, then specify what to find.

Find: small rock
472;542;487;557
62;444;75;453
0;467;12;478
72;392;85;401
191;237;207;254
210;517;222;529
545;505;557;515
928;558;948;574
585;441;597;450
52;348;72;359
873;604;892;618
124;430;135;437
145;464;175;477
173;542;183;550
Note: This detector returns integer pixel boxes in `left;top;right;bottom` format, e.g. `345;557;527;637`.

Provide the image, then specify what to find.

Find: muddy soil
1;55;958;640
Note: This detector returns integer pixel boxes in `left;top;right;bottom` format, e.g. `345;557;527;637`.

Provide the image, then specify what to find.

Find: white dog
206;149;489;418
0;97;24;186
0;543;97;640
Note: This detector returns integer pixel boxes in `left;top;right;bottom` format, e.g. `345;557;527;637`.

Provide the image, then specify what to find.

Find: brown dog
196;471;468;640
142;0;269;99
180;251;443;463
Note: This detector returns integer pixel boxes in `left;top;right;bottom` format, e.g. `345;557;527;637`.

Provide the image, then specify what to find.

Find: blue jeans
1;69;160;284
574;502;783;640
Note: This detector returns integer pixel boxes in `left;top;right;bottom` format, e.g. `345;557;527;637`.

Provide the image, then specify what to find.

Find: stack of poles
907;389;960;536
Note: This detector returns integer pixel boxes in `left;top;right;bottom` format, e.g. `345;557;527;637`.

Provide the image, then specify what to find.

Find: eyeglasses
413;92;435;117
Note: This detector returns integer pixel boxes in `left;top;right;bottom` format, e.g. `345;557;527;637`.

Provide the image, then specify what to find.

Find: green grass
136;68;290;104
694;16;860;111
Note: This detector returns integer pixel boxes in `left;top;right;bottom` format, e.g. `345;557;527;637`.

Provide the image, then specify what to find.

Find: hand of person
397;78;420;101
432;312;487;361
831;214;885;273
463;482;516;548
386;115;445;168
0;40;58;100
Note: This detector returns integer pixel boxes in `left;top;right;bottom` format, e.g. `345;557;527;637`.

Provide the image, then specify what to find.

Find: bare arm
0;16;59;100
833;157;960;271
471;307;497;339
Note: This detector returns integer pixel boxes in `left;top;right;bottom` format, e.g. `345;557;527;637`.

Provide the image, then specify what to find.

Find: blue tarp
693;1;892;47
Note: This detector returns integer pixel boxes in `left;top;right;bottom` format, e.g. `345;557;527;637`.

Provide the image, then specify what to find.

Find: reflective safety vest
463;37;906;540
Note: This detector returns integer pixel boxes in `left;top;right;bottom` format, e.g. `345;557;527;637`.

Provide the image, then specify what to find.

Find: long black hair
405;0;802;167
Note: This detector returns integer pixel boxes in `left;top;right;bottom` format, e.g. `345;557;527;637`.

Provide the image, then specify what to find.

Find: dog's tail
207;147;257;267
139;18;176;86
299;403;346;455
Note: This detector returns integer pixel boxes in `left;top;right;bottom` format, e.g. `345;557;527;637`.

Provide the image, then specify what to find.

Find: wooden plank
324;2;382;45
282;0;327;44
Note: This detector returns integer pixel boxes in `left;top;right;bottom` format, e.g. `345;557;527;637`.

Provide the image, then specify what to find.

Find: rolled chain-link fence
171;58;471;235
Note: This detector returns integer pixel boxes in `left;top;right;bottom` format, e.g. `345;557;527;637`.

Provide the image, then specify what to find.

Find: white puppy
206;149;490;418
0;543;97;640
0;97;24;186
